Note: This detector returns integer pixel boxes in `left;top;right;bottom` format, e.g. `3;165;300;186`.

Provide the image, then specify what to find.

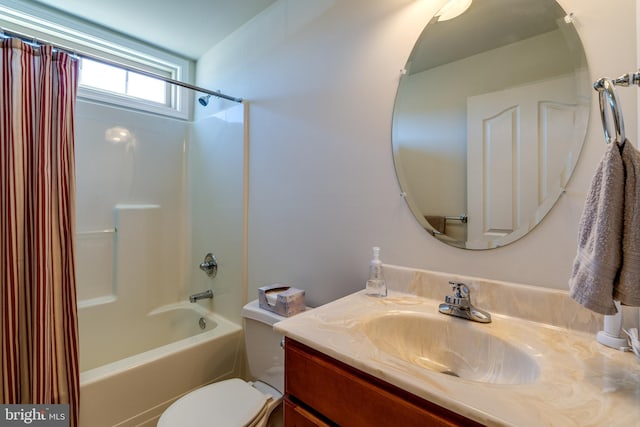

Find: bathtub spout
189;289;214;303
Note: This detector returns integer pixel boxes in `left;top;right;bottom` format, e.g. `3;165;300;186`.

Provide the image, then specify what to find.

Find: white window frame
76;57;187;119
0;0;194;120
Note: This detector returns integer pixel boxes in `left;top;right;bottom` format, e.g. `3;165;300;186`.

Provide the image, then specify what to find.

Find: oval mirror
392;0;590;249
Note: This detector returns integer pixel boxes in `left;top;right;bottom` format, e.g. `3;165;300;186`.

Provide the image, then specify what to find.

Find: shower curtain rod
0;29;243;103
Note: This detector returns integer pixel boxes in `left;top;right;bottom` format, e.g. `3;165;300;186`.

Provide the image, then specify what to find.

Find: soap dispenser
365;246;387;297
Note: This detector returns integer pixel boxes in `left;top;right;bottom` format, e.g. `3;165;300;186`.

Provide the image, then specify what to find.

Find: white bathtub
79;303;243;427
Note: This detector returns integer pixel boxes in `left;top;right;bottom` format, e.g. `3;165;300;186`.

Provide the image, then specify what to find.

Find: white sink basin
363;312;539;384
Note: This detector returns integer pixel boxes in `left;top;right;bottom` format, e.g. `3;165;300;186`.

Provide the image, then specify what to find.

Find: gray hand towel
615;141;640;306
569;142;624;315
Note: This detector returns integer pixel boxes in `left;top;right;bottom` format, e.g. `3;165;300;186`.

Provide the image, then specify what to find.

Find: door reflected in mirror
392;0;590;249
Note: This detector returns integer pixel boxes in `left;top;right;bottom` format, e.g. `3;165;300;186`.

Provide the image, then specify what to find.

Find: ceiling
30;0;278;59
26;0;569;68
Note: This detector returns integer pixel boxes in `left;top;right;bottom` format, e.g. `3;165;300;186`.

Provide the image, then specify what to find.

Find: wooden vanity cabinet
283;338;483;427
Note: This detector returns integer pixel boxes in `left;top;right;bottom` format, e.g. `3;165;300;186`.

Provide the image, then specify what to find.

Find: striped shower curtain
0;38;80;426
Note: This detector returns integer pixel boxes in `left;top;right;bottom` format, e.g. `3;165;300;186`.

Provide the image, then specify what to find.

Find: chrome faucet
189;289;214;303
199;253;218;277
438;281;491;323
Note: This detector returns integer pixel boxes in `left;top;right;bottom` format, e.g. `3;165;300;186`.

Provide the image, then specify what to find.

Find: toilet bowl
158;300;293;427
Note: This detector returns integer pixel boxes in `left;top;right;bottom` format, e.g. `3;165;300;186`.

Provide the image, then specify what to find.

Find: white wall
196;0;637;307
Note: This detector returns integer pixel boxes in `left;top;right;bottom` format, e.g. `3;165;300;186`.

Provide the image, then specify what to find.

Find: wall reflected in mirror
392;0;590;249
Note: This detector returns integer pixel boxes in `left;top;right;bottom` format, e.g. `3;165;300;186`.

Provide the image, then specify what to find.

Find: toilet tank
241;300;289;393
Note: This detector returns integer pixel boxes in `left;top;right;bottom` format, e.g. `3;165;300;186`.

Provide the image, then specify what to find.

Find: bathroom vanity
275;265;640;426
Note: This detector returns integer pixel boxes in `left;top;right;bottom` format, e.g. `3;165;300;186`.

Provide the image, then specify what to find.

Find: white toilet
158;300;291;427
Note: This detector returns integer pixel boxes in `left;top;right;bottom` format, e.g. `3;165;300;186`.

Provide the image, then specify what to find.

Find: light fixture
435;0;472;22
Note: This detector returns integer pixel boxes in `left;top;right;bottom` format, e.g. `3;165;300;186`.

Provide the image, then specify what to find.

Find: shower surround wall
75;100;188;310
189;103;246;325
74;98;247;425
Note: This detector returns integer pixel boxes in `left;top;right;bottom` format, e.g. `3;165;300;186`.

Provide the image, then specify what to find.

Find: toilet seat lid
158;378;269;427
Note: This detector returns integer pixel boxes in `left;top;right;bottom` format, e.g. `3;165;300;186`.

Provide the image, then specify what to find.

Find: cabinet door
284;339;482;427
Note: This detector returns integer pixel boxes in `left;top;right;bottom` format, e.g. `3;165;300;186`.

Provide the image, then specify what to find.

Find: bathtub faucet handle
199;253;218;277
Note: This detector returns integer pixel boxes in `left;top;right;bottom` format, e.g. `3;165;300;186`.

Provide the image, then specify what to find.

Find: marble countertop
274;265;640;427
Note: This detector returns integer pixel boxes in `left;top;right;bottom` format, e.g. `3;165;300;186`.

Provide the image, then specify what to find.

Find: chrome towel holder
593;71;640;146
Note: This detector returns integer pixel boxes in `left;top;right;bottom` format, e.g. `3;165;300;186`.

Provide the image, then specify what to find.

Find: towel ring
595;78;625;145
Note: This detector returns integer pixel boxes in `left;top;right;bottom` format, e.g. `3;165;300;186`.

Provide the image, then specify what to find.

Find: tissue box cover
258;284;306;317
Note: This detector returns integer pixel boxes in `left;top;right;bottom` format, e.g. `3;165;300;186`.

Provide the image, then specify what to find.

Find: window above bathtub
0;0;194;120
79;58;169;105
76;57;180;117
